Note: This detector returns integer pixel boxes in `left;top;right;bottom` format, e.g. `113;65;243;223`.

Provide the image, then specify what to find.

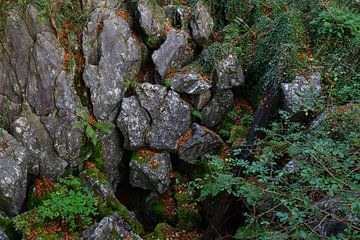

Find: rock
130;150;172;193
80;213;142;240
164;5;192;31
0;129;27;216
170;67;211;95
190;1;214;46
80;169;114;201
136;83;167;120
137;0;166;48
99;129;124;191
12;104;68;179
0;95;21;131
178;123;223;162
27;31;64;116
147;91;191;152
214;54;245;91
0;228;9;240
82;0;121;11
83;9;142;120
152;28;189;79
117;96;150;150
192;89;211;110
25;4;53;39
281;72;321;111
201;90;234;128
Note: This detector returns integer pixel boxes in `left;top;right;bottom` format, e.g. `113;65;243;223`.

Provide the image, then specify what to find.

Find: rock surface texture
190;1;214;45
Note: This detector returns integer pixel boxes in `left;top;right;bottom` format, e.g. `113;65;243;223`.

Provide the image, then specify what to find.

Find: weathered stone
164;5;192;31
117;96;150;150
82;0;121;11
25;4;53;39
147;91;191;152
83;9;142;120
170;67;211;95
12;104;68;179
152;28;189;79
99;129;124;191
201;90;234;128
178;123;223;162
0;228;9;240
80;213;142;240
79;170;114;201
130;151;172;193
0;95;21;131
190;1;214;45
138;0;166;48
136;83;167;120
214;54;245;91
192;89;211;110
281;72;321;111
0;129;27;217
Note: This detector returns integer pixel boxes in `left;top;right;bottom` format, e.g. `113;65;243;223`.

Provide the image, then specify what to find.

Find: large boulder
201;90;234;128
214;54;245;91
117;96;150;150
0;129;27;216
83;8;142;121
138;0;166;48
152;28;189;79
281;72;321;111
170;66;211;95
136;83;168;120
129;150;172;194
80;213;142;240
146;91;192;152
178;123;223;162
190;1;214;46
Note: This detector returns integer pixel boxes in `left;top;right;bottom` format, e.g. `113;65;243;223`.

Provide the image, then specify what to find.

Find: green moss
144;223;174;240
229;125;248;144
111;229;121;240
152;202;166;215
0;218;17;240
176;206;201;231
84;167;108;184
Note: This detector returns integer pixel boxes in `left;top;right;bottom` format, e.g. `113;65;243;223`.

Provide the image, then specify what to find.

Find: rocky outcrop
138;0;166;48
0;129;27;216
281;72;321;111
214;54;245;91
178;124;223;162
80;213;142;240
83;8;142;121
152;28;189;79
201;90;234;128
170;67;211;95
130;150;172;194
190;1;214;46
117;96;150;150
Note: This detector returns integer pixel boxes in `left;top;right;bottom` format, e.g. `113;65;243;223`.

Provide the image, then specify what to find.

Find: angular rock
147;91;191;152
214;54;245;91
164;5;192;31
12;104;68;179
80;213;142;240
201;90;234;128
136;83;167;120
192;89;211;110
82;0;121;11
178;123;223;162
0;95;21;131
27;31;64;116
138;0;166;47
117;96;150;150
0;228;9;240
25;4;53;39
190;1;214;45
0;129;27;216
152;28;189;79
130;150;172;194
281;72;321;111
80;169;115;201
170;67;211;95
83;9;142;120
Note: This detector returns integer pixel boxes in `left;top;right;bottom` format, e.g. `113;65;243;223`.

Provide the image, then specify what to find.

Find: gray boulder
164;4;192;31
281;72;321;111
83;8;142;120
82;0;121;11
136;83;167;120
81;213;142;240
117;96;150;150
170;67;211;95
214;54;245;91
24;4;53;38
152;28;189;79
192;89;211;110
147;91;192;152
130;151;172;194
138;0;166;47
0;228;9;240
190;1;214;45
0;129;27;216
178;123;223;162
201;90;234;128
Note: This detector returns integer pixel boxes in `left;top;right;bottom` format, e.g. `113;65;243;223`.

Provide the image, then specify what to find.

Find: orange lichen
136;148;159;163
88;114;96;126
177;128;193;148
117;9;130;22
163;18;172;34
28;221;77;240
149;159;161;169
84;161;96;170
33;178;58;198
161;190;177;218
